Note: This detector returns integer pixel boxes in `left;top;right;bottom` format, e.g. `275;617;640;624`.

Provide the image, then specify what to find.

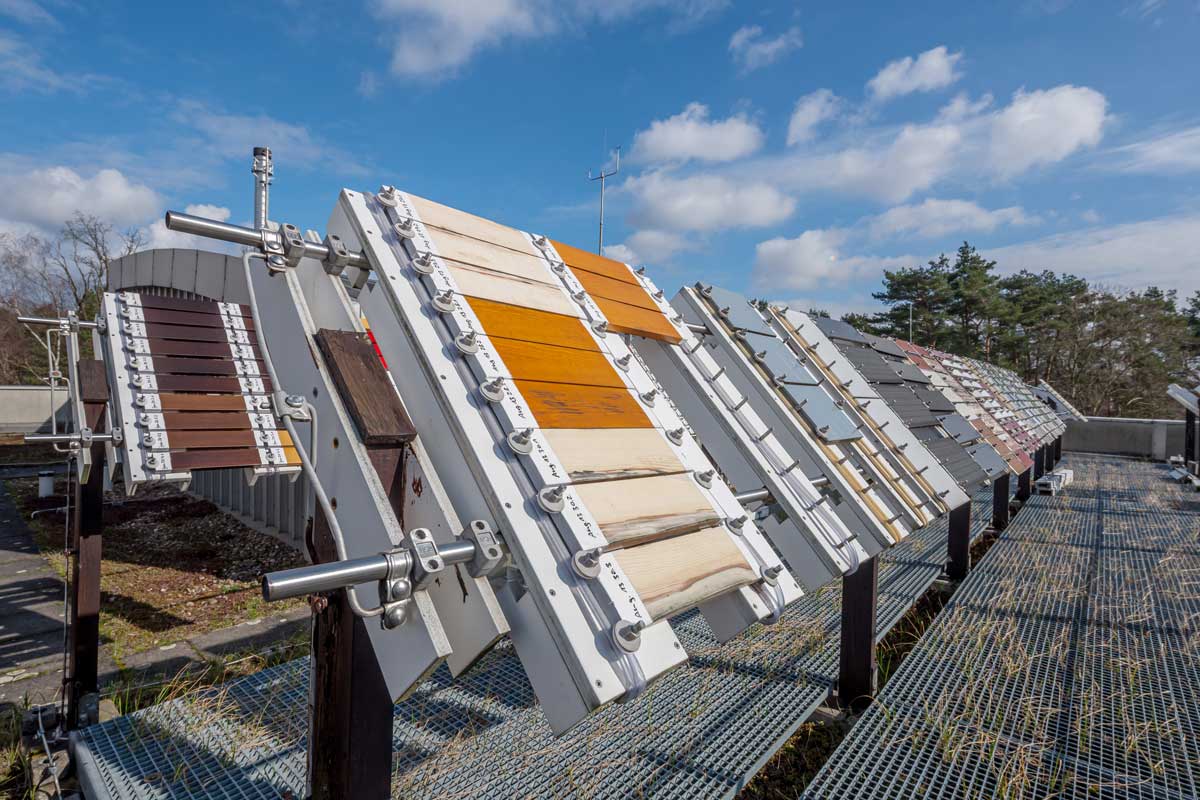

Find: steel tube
685;323;708;335
164;211;371;270
17;316;98;329
436;540;476;566
23;433;115;443
262;553;393;602
735;487;771;504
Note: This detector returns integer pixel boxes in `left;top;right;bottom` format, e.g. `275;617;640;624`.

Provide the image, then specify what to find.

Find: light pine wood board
466;296;599;352
448;263;581;319
574;472;722;549
409;193;542;258
550;239;641;286
489;337;627;388
429;228;557;286
542;428;685;483
515;381;652;429
571;267;661;312
613;526;757;621
593;296;682;344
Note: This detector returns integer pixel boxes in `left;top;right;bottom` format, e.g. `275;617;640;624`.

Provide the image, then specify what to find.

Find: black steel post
1017;468;1032;502
837;556;879;713
1187;410;1197;474
993;473;1011;531
946;502;972;580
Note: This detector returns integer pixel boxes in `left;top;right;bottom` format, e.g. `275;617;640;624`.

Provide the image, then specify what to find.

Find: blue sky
2;0;1198;316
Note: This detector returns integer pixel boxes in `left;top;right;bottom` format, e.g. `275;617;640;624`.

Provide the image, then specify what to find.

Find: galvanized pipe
252;146;273;231
18;315;98;329
735;487;772;504
262;552;401;602
164;211;372;270
436;540;476;566
24;433;115;443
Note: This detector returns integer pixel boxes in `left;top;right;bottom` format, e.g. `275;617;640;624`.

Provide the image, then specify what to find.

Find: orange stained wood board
514;380;651;429
489;337;627;388
160;429;294;450
542;428;685;483
155;393;257;412
448;263;581;319
613;526;756;621
428;228;556;285
593;296;682;344
550;239;641;286
574;472;721;549
408;193;542;258
570;266;660;312
466;297;599;352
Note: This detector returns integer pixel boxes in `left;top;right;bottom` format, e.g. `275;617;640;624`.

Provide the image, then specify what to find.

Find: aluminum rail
163;211;372;271
18;315;99;329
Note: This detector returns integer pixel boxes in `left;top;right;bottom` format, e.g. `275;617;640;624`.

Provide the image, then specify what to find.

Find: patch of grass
0;700;32;800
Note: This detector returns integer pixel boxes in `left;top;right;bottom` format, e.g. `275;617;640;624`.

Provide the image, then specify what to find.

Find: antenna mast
588;145;620;255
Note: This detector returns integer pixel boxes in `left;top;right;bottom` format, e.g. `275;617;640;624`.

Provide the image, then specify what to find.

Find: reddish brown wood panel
142;338;258;359
151;412;256;430
138;323;234;343
143;356;266;376
550;239;640;286
133;307;256;329
315;330;417;446
148;374;273;394
161;429;292;449
130;294;252;318
155;393;255;412
466;297;599;352
169;446;299;470
515;381;651;429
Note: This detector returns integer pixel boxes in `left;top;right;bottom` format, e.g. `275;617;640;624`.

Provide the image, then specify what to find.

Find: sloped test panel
99;291;301;490
331;188;797;733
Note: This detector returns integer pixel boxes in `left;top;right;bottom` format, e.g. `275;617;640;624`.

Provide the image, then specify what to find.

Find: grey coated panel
778;383;863;442
753;337;820;385
939;413;983;444
892;360;932;385
913;385;955;413
813;316;869;344
923;436;989;488
841;344;904;384
698;284;774;336
864;333;908;359
966;440;1009;478
876;384;940;428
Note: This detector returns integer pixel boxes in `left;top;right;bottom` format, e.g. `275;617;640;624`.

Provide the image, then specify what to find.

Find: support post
837;555;878;713
946;502;972;580
1054;435;1062;464
992;473;1011;531
1017;468;1032;502
66;360;108;730
1187;410;1196;474
1033;446;1045;481
307;330;417;800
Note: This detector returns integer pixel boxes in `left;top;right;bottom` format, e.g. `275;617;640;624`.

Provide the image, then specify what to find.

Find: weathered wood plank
574;472;721;549
409;193;541;257
613;527;756;621
315;329;417;446
489;337;627;388
550;239;640;286
169;446;300;470
428;229;555;285
155;393;256;412
542;428;685;483
448;263;580;319
159;429;292;450
466;297;598;352
515;381;651;429
570;267;660;312
593;296;682;344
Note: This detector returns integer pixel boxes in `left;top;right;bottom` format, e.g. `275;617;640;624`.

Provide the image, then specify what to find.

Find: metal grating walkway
72;491;993;800
804;454;1200;799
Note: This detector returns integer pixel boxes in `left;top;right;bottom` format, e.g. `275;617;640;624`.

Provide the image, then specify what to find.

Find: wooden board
157;429;293;450
128;294;252;318
315;329;417;447
593;296;682;344
466;297;599;352
131;307;255;329
169;446;299;470
151;412;258;430
155;393;256;412
141;338;260;359
550;239;640;286
409;193;542;257
489;337;627;388
448;263;581;319
136;323;238;343
570;268;660;312
141;356;266;376
574;472;721;549
613;527;756;621
515;381;651;429
542;428;685;483
429;229;556;285
145;375;273;394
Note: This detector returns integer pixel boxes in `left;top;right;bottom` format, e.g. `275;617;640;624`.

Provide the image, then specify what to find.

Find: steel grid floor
804;454;1200;799
72;491;993;800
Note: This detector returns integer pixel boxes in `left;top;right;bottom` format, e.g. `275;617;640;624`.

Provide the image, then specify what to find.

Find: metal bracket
462;520;505;578
405;528;444;590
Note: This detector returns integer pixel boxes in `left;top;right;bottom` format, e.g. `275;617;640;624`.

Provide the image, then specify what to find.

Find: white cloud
602;243;637;262
752;228;913;292
0;31;72;92
1107;125;1200;174
369;0;729;80
144;204;232;250
631;103;764;164
937;91;993;122
728;24;803;73
987;86;1107;177
0;0;57;26
608;229;695;263
1080;209;1102;224
625;171;795;232
867;46;963;102
986;213;1200;295
0;166;160;230
786;89;840;146
868;198;1037;240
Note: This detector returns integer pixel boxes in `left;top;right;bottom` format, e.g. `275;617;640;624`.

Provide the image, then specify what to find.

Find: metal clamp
406;528;444;590
462;520;505;578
